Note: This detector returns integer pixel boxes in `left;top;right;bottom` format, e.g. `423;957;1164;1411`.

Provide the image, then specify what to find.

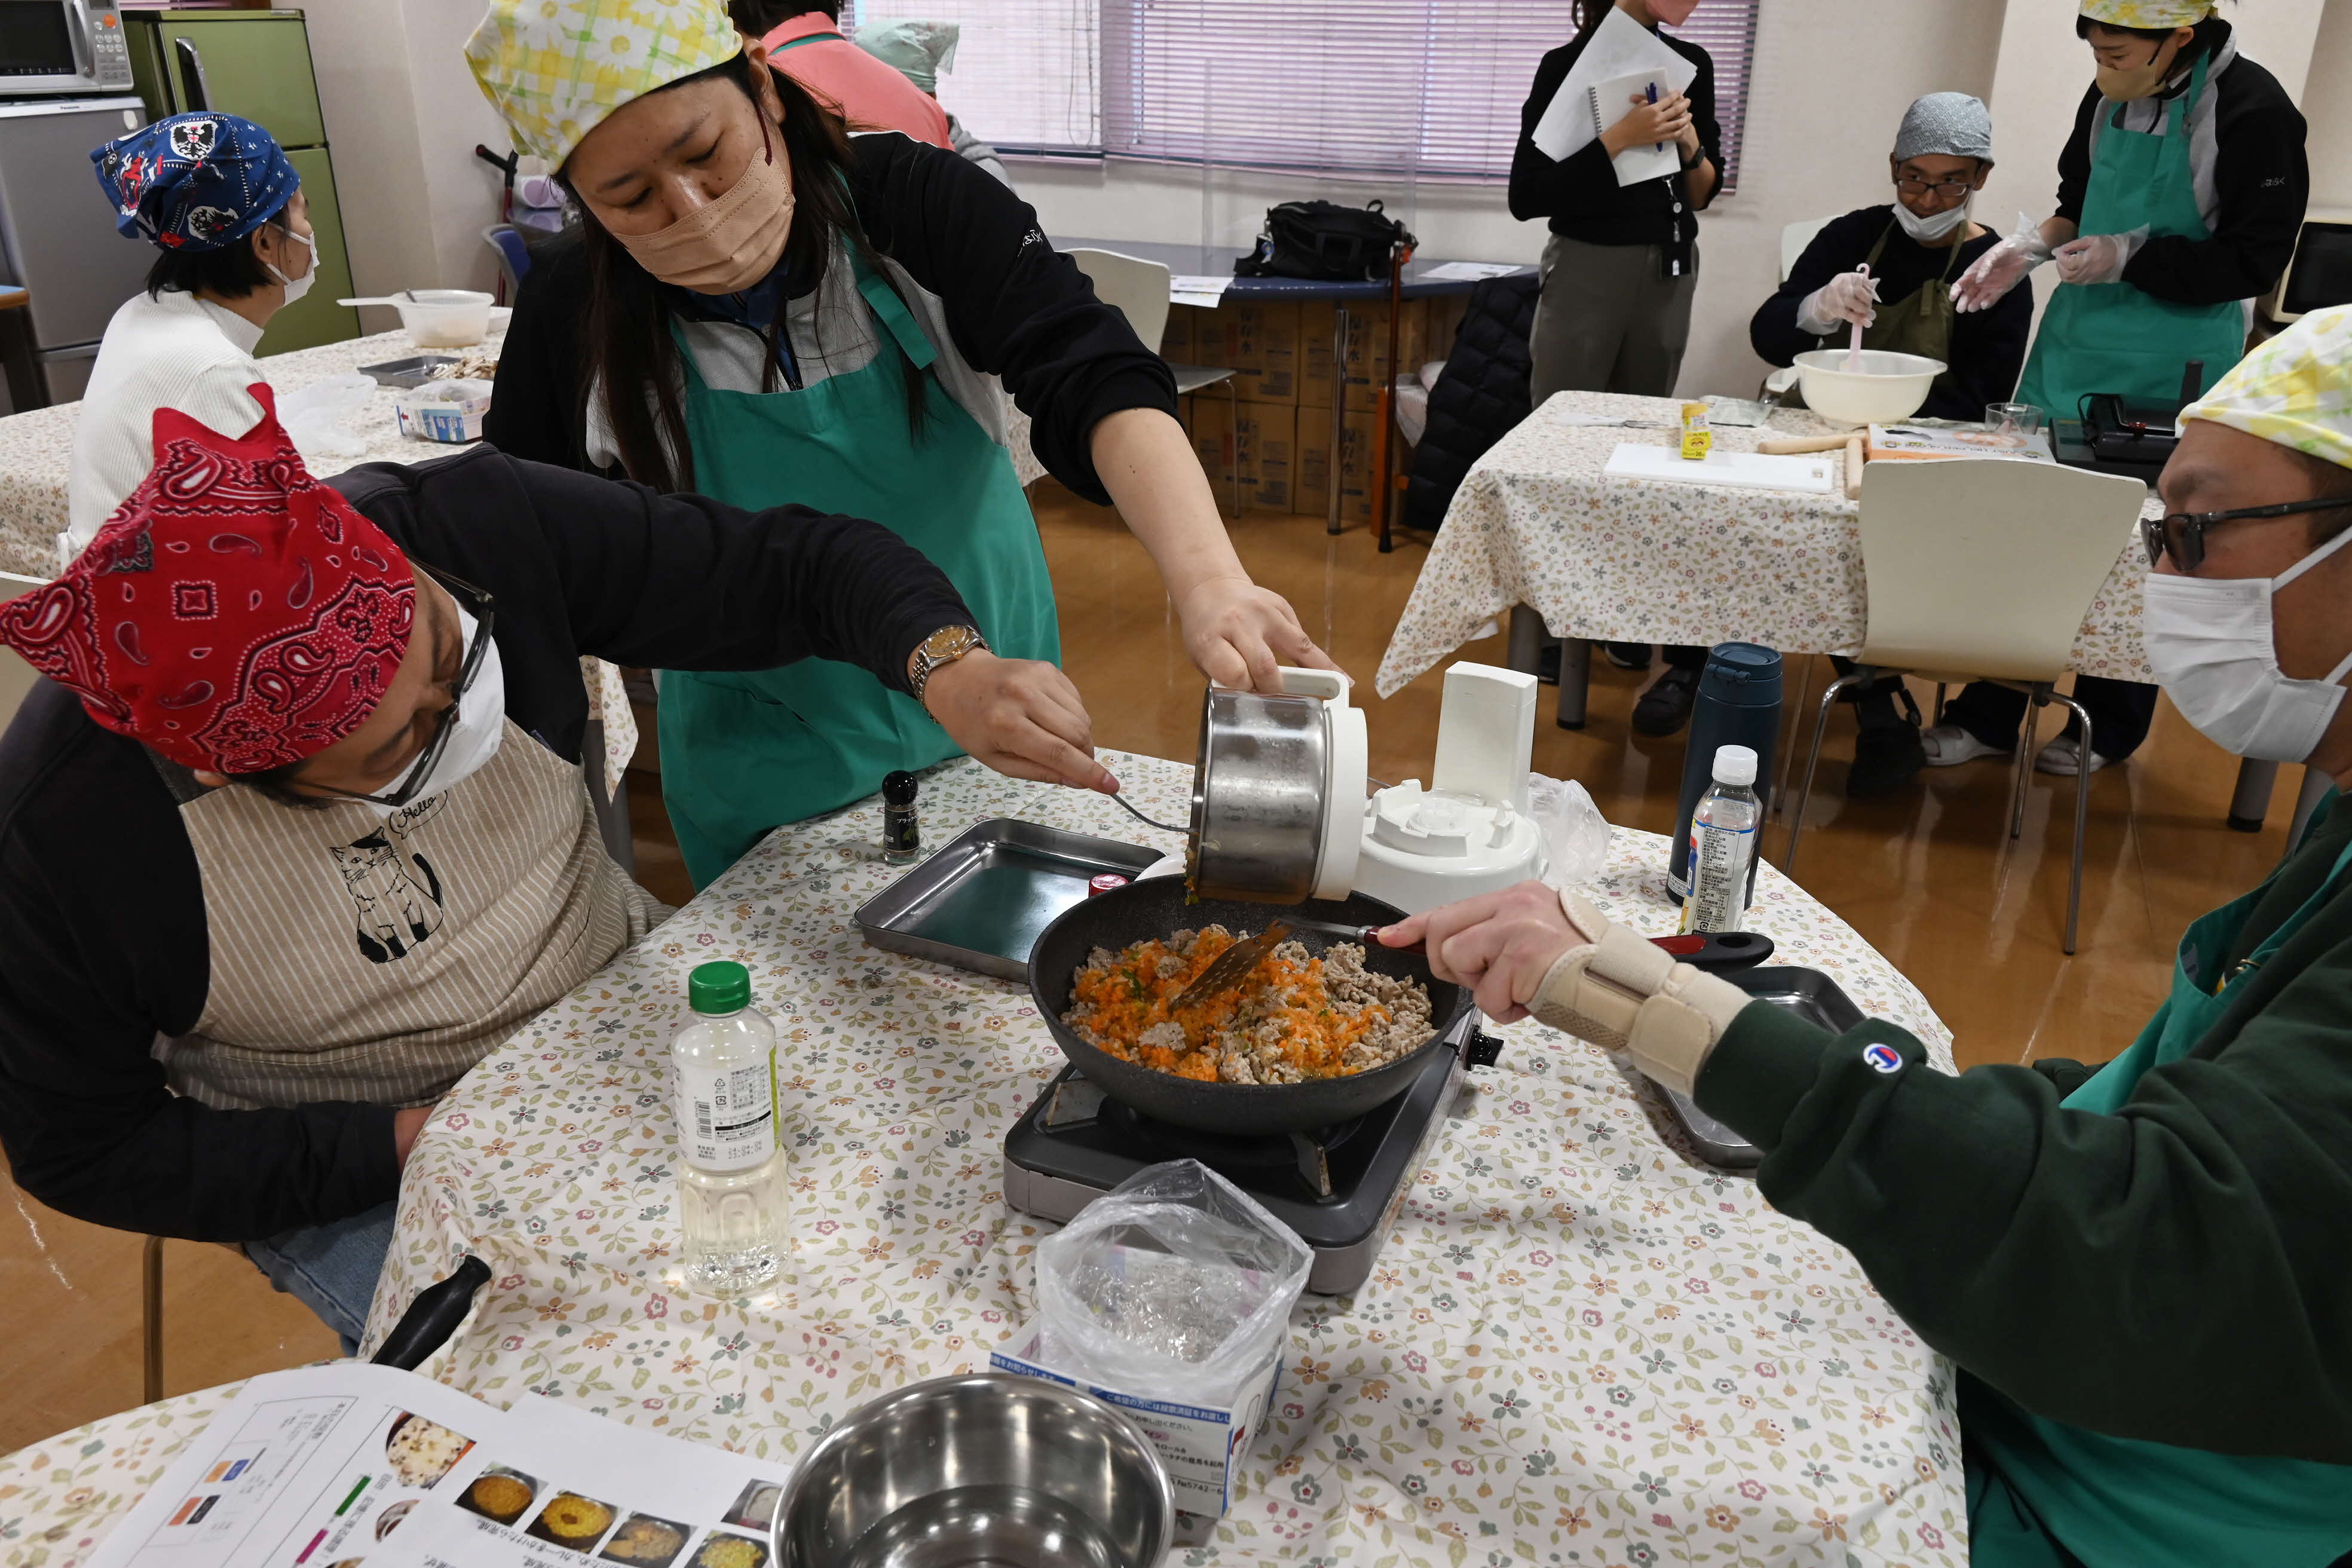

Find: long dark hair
567;53;924;494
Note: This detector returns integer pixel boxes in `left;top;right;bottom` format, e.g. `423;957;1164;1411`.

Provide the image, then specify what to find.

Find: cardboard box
1230;299;1299;405
1336;405;1383;523
1181;393;1236;491
1294;405;1381;523
991;1332;1282;1535
1341;298;1429;413
1159;304;1197;365
1235;402;1295;512
1296;403;1331;516
1298;301;1338;409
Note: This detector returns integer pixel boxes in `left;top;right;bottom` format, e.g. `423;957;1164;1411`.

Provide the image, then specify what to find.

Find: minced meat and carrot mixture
1064;928;1433;1085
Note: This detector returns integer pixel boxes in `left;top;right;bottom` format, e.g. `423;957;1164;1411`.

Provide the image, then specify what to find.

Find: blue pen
1647;82;1663;153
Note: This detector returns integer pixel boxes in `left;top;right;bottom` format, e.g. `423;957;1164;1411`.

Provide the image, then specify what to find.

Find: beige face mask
2096;36;2185;102
612;112;795;295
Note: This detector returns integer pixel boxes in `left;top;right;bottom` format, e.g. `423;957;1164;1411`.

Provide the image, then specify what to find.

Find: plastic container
1792;348;1947;427
670;961;788;1296
1681;746;1761;935
1667;644;1782;903
398;289;494;348
393;378;492;444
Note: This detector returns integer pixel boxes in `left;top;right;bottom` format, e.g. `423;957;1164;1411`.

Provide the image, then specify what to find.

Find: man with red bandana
0;393;1117;1347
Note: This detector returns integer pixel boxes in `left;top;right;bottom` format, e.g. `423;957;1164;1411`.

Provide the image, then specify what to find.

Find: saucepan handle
1650;930;1775;972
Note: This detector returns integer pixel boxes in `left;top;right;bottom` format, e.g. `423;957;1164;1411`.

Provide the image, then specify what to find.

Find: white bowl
396;289;494;349
1793;348;1947;428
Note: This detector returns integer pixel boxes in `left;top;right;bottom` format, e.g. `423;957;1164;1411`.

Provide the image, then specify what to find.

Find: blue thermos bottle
1667;644;1783;904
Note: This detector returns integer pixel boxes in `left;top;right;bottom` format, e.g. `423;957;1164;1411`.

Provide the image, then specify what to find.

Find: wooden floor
0;483;2299;1455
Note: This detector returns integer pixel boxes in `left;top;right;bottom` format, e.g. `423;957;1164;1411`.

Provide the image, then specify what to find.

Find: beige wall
2307;0;2352;214
301;0;506;336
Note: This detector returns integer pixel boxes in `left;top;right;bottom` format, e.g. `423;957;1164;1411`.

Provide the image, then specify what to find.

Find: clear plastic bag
276;372;376;461
1034;1159;1310;1407
1526;771;1612;889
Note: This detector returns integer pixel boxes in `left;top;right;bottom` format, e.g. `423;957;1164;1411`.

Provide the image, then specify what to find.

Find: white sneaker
1919;724;2008;767
2035;735;2111;776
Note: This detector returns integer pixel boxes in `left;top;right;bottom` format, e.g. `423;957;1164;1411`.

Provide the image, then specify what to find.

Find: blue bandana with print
91;112;298;253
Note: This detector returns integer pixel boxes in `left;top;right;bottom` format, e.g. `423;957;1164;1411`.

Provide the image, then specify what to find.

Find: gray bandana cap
1893;92;1993;163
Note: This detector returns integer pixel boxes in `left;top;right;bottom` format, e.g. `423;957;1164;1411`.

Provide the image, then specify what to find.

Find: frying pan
1028;878;1474;1135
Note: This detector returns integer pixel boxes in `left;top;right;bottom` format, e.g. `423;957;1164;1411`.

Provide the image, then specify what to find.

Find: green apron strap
849;256;939;372
767;29;841;54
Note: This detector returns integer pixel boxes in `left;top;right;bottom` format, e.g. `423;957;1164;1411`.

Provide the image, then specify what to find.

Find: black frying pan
1028;879;1475;1135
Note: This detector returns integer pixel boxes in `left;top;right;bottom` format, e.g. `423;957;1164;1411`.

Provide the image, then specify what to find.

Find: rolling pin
1756;434;1851;455
1844;434;1866;500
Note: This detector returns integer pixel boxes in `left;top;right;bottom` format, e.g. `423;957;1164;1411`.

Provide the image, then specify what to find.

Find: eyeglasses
2142;497;2352;572
1894;176;1975;199
309;566;497;809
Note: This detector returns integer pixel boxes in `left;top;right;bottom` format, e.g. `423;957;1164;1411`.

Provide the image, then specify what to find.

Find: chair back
1065;247;1172;353
482;225;532;296
0;571;43;731
1781;216;1837;283
1855;459;2148;684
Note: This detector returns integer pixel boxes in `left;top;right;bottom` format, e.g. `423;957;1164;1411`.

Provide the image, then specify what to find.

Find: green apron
1859;219;1965;410
657;255;1060;886
1965;801;2352;1568
2014;53;2246;421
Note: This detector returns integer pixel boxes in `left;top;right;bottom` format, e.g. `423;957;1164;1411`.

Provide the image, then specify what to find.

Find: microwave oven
0;0;133;96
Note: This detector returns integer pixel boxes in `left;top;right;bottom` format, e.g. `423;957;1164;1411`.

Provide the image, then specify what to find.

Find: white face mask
348;601;506;818
265;224;318;305
1894;195;1971;243
2142;525;2352;763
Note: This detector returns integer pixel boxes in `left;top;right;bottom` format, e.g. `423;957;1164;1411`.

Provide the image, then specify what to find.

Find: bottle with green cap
672;960;786;1294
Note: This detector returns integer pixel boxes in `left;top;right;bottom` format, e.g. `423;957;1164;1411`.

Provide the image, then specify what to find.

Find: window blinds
843;0;1102;155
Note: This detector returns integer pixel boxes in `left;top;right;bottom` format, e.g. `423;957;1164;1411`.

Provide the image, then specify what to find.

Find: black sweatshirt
0;447;972;1244
1693;792;2352;1464
1750;207;2034;420
485;132;1175;504
2054;42;2308;307
1508;28;1720;270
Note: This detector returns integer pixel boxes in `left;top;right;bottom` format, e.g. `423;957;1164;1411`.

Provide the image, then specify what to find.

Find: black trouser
1829;658;1913;727
1940;676;2160;761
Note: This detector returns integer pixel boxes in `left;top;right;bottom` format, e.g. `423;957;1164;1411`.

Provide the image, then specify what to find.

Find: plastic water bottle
1682;746;1762;935
671;961;787;1295
1667;644;1781;903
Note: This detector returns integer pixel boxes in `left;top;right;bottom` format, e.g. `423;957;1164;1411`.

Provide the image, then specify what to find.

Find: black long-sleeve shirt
1750;206;2034;419
1695;792;2352;1465
0;447;973;1242
1508;27;1720;270
2054;36;2308;307
486;132;1174;504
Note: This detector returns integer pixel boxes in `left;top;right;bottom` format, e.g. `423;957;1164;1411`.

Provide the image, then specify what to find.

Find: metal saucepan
1028;878;1477;1135
1186;669;1365;904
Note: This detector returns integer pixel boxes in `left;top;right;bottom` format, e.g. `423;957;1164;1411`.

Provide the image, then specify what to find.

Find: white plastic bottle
670;960;787;1295
1681;745;1762;935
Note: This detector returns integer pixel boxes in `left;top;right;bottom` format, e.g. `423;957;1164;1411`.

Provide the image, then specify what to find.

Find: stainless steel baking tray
1658;965;1867;1169
357;355;460;389
853;818;1165;981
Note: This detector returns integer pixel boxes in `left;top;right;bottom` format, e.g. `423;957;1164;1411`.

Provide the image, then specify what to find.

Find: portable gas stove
1003;1013;1498;1294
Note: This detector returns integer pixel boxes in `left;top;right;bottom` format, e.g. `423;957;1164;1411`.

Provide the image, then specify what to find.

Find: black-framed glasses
310;566;497;808
2142;497;2352;572
1894;176;1974;199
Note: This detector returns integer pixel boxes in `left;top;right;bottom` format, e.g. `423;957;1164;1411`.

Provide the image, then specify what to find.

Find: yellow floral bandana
2078;0;2213;27
2182;307;2352;471
466;0;742;169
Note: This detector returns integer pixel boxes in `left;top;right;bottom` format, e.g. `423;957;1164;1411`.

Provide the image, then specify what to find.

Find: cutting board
1603;442;1840;495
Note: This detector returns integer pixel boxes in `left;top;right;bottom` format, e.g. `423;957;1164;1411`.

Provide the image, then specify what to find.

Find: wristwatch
908;624;989;705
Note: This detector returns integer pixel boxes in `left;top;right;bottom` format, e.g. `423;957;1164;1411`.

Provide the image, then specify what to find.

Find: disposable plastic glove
1795;267;1881;335
2052;226;2150;286
1950;212;2055;314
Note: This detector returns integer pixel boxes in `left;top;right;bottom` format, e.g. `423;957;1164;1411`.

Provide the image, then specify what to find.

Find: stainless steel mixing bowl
773;1374;1174;1568
1189;684;1334;902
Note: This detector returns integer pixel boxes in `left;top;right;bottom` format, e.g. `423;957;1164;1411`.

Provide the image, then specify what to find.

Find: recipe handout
87;1362;788;1568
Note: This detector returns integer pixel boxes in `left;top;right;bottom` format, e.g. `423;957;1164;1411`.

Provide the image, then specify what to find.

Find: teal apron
2014;53;2246;421
657;256;1060;886
1965;807;2352;1568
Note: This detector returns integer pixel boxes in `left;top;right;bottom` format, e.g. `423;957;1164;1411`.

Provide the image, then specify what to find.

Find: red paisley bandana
0;387;415;773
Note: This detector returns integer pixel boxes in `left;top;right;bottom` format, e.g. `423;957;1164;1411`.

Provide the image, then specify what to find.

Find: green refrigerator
125;9;359;355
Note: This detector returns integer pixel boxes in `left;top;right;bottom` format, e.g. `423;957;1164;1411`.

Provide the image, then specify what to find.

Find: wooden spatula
1169;921;1293;1012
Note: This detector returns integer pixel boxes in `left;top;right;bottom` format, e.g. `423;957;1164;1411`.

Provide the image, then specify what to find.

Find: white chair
1781;460;2149;954
1063;247;1242;515
1781;216;1838;284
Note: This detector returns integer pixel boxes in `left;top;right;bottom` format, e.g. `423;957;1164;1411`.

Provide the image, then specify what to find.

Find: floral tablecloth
0;324;1046;794
1376;391;2160;700
0;1383;245;1568
2;755;1969;1566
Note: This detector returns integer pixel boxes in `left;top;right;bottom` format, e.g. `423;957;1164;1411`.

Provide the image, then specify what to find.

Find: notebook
1530;7;1696;163
1588;69;1683;186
